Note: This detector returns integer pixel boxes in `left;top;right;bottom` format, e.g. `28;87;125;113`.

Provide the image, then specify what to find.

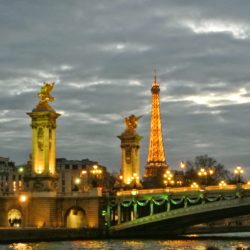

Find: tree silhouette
184;154;233;185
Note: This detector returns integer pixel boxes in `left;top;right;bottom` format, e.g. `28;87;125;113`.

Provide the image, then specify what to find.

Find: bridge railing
116;184;240;197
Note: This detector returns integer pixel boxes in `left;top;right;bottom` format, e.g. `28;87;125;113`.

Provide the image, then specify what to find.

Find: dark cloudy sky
1;0;250;176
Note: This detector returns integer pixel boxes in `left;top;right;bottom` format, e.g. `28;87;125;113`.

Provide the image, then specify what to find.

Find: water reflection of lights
10;243;33;250
71;240;106;249
123;240;144;247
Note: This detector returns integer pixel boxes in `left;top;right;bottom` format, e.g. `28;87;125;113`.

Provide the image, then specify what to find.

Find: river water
1;234;250;250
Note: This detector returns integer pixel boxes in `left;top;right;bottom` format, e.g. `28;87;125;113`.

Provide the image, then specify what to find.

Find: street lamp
74;178;81;185
208;169;214;175
19;194;28;203
179;161;187;171
180;161;186;170
91;165;103;175
190;182;199;189
163;170;174;186
131;173;139;188
81;170;87;176
198;168;214;186
234;166;244;183
90;164;103;187
18;167;24;173
131;189;138;196
178;161;186;186
219;180;227;188
198;168;207;185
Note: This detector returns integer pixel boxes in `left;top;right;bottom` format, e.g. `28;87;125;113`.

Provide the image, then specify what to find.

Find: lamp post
131;173;139;188
198;168;214;186
163;170;174;187
190;182;199;189
73;177;81;191
234;166;244;184
118;174;123;184
91;164;103;187
219;180;227;188
198;168;207;185
180;161;186;170
178;161;186;186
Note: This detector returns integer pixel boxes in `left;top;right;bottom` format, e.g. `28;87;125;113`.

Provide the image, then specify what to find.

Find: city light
18;167;24;173
91;165;102;174
180;161;186;169
19;194;28;203
81;170;87;175
191;182;199;188
198;168;207;177
130;173;139;187
219;180;227;188
131;189;138;196
234;166;244;183
131;173;139;181
74;178;81;185
208;169;214;175
197;168;214;185
176;180;183;186
163;170;174;186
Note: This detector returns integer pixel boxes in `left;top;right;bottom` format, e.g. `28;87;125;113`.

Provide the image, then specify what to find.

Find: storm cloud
1;0;250;175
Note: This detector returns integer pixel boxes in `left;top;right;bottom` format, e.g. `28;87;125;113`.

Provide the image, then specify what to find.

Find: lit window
18;181;22;191
13;181;16;192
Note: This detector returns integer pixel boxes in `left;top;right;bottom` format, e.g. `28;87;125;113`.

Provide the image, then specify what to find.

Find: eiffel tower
144;72;169;187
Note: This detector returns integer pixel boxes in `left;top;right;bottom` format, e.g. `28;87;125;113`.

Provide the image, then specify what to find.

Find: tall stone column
25;82;60;192
117;115;142;188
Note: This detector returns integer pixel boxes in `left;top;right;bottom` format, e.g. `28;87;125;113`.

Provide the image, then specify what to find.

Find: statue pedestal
117;129;143;188
24;174;58;192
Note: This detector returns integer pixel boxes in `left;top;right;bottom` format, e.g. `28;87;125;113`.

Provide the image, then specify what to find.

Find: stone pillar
25;83;60;192
133;203;138;220
107;205;111;228
27;110;60;176
166;201;171;212
117;203;121;224
117;115;143;188
150;200;154;215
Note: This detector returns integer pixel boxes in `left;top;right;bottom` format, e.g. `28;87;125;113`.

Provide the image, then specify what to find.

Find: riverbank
0;228;103;243
1;227;250;243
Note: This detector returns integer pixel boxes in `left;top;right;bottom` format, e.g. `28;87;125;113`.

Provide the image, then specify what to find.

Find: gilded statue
37;82;55;103
124;114;142;130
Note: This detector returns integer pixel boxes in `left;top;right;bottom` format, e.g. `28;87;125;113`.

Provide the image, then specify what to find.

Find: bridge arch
65;206;87;228
8;208;22;227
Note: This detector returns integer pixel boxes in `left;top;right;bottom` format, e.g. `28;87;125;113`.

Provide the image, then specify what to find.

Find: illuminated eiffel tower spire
144;71;168;184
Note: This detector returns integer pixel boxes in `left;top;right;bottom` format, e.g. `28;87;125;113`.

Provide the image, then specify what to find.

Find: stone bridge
0;188;104;229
